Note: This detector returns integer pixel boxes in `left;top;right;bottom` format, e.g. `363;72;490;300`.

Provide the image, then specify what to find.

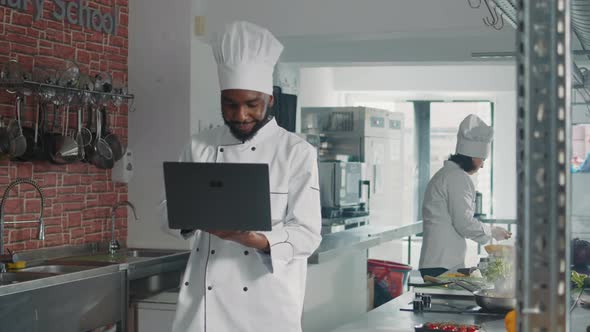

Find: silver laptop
163;162;272;231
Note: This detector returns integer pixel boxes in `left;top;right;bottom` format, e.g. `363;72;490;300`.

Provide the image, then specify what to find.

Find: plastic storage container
367;259;412;307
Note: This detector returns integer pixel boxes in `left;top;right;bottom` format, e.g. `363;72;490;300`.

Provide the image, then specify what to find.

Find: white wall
128;0;193;249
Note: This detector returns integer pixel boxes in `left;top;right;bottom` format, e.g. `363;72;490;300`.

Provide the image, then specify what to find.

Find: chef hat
211;21;283;95
455;114;493;159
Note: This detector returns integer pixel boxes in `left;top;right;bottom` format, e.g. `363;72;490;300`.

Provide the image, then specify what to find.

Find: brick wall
0;0;129;253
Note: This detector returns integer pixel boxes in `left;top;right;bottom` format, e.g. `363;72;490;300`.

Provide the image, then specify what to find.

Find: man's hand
491;226;512;241
209;231;270;252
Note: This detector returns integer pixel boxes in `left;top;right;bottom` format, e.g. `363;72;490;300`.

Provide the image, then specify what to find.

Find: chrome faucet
0;178;45;272
109;200;138;255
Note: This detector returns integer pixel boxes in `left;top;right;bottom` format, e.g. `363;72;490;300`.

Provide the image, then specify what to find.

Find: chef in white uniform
418;114;511;278
163;21;322;332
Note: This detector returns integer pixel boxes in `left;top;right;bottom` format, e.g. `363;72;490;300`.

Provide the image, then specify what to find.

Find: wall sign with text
1;0;119;35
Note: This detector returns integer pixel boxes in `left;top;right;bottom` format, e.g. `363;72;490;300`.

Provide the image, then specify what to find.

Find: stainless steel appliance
319;161;368;218
302;107;405;259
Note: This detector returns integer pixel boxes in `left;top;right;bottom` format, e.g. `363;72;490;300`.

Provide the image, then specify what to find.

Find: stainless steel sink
0;272;56;285
20;265;94;274
124;249;181;258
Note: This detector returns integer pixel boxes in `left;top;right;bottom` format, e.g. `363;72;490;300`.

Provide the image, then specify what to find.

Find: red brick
90;182;107;193
75;49;90;64
117;26;128;38
25;241;40;250
16;164;33;178
5;32;37;47
9;229;31;242
64;202;84;212
46;29;64;43
27;28;41;39
70;228;85;239
84;233;102;243
35;55;63;69
38;46;53;57
47;20;64;31
86;42;103;53
0;40;9;53
14;214;41;222
39;173;57;187
38;40;53;48
105;53;126;64
64;32;72;44
68;212;82;227
52;204;63;216
104;45;118;55
87;31;104;43
31;19;47;30
109;36;125;47
11;12;33;26
107;61;124;72
62;174;81;186
6;24;27;35
45;225;64;234
3;198;23;214
43;234;64;247
119;12;128;26
6;243;25;251
82;207;101;219
43;217;62;226
72;31;85;42
65;22;83;31
60;194;84;203
25;199;41;213
53;44;75;59
119;47;128;57
57;187;77;195
99;193;117;206
66;163;89;173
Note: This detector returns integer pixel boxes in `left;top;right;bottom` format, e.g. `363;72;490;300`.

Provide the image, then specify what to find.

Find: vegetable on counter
571;271;589;289
415;322;479;332
504;309;516;332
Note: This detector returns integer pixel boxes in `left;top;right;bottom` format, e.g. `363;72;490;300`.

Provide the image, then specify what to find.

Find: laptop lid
163;162;272;231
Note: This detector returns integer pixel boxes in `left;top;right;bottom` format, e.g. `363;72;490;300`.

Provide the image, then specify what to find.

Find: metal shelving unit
516;1;571;331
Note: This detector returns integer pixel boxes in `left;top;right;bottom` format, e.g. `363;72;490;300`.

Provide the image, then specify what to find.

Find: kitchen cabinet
133;292;177;332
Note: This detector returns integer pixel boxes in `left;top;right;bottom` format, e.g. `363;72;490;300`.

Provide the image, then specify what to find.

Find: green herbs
483;257;513;282
571;271;588;289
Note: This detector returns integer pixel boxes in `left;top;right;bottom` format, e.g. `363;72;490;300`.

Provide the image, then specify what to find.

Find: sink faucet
0;178;45;272
109;200;138;255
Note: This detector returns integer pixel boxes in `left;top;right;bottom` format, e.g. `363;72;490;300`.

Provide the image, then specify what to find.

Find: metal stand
516;0;571;330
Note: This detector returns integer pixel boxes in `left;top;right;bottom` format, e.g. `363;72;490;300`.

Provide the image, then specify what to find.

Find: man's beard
224;111;273;142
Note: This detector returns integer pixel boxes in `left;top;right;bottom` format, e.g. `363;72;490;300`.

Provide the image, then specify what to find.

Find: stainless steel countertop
0;244;190;297
330;291;505;332
331;290;590;332
308;223;423;264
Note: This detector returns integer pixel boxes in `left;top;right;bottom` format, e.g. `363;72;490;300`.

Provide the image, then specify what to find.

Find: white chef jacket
419;160;491;271
164;119;322;332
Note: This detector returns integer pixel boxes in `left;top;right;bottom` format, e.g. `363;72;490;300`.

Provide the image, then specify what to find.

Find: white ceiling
200;0;516;64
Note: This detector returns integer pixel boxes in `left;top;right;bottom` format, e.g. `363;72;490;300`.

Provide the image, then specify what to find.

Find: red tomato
458;326;468;332
466;326;478;332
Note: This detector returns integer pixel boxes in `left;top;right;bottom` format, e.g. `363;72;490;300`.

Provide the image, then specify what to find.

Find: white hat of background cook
455;114;493;159
211;21;283;95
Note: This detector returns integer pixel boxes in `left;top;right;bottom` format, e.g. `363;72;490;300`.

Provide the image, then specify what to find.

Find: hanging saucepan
18;99;44;161
101;107;124;162
8;95;27;158
87;107;114;169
